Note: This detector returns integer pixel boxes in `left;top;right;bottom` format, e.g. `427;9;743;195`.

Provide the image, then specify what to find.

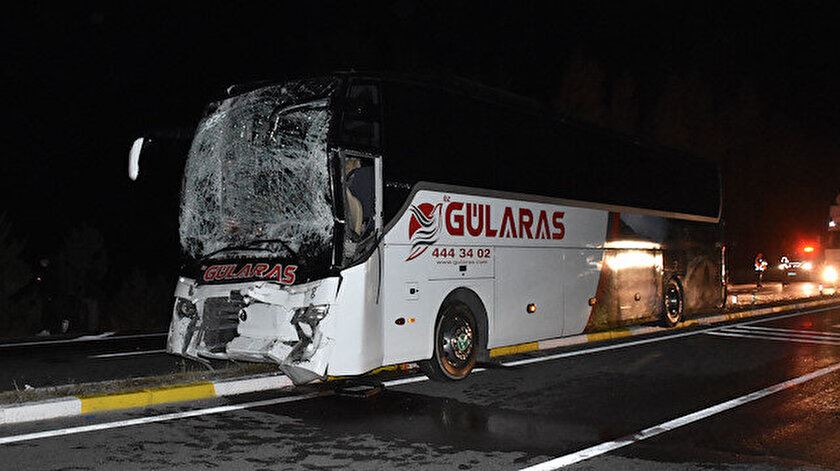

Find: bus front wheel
662;277;684;327
420;301;478;381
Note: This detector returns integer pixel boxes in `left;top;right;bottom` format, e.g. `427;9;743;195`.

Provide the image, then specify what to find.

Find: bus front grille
201;297;242;353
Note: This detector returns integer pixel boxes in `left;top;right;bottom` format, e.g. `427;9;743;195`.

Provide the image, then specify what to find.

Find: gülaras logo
202;263;298;285
406;203;443;261
406;198;565;261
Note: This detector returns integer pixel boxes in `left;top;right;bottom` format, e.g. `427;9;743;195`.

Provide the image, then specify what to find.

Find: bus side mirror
128;137;145;180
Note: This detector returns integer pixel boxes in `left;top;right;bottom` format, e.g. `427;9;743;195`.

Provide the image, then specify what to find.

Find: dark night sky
3;1;840;275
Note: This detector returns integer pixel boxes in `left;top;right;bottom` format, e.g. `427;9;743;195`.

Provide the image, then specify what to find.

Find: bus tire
420;301;478;382
661;277;684;327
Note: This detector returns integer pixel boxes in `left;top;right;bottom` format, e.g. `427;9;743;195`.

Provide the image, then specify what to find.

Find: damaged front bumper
166;276;340;385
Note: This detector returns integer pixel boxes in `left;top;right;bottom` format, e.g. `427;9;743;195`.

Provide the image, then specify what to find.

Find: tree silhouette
0;213;41;337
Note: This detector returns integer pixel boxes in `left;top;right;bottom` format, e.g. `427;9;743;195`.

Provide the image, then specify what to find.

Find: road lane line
0;332;167;349
1;304;836;441
382;376;432;387
0;392;324;445
502;307;836;368
705;330;840;346
519;361;840;470
735;325;840;337
721;327;840;342
88;349;167;359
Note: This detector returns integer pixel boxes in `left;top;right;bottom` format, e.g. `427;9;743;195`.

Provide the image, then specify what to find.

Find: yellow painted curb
586;328;631;342
328;363;409;381
80;382;216;414
490;341;539;358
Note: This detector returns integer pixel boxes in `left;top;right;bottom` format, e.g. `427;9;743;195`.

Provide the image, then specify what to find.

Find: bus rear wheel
420;301;478;381
662;277;684;327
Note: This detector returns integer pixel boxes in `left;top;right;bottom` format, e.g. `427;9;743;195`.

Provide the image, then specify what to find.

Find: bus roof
223;71;722;222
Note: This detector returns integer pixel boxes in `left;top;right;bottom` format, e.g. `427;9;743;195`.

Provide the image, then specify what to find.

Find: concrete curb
2;296;838;427
0;373;293;427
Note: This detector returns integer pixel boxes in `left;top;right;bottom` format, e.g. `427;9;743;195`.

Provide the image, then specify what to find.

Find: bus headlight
802;262;813;271
822;266;838;284
175;298;197;318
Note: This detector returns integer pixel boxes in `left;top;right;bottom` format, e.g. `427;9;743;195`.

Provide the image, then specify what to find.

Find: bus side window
381;82;441;222
381;81;497;223
340;82;381;150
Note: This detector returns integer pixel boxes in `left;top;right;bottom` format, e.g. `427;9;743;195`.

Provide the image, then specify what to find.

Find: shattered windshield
180;77;340;264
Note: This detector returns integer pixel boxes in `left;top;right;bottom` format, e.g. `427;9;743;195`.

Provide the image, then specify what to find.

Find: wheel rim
439;314;474;373
665;282;682;322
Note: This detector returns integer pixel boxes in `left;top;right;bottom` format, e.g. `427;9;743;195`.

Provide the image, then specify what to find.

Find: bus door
336;79;384;264
340;150;382;263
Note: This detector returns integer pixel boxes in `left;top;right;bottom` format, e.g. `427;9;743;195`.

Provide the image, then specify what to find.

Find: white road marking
503;308;830;368
0;392;323;445
705;330;840;346
736;325;840;337
519;361;840;470
88;349;167;359
0;332;166;349
722;326;840;342
381;376;431;387
0;304;837;445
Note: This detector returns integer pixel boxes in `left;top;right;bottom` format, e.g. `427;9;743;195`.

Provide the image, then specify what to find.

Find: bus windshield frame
179;77;341;280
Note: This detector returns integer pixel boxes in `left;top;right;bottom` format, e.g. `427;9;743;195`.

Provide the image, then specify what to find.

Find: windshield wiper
243;238;299;259
199;238;299;261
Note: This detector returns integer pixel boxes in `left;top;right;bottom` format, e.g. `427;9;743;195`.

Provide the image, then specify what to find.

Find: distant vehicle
777;256;814;284
129;72;725;384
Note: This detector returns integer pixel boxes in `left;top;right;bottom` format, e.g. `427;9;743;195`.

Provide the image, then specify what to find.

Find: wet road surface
0;332;180;393
2;303;840;470
727;282;833;306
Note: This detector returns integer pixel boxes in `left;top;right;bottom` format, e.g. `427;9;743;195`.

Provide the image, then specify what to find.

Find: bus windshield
180;78;340;267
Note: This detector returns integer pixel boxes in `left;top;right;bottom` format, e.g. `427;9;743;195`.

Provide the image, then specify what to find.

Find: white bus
131;72;724;384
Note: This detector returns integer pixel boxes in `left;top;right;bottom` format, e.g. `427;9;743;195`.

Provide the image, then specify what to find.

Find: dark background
2;1;839;336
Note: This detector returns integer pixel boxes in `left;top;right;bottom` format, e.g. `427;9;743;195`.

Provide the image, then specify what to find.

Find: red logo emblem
406;202;442;261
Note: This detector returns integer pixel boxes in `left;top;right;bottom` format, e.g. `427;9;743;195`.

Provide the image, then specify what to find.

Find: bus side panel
584;248;665;331
580;213;722;330
494;248;564;345
328;251;385;376
492;246;612;343
682;252;724;313
562;248;606;335
380;243;495;365
382;188;610;353
661;219;724;314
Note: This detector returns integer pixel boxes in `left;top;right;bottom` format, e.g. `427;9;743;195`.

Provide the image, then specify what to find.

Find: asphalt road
0;332;175;393
2;303;840;470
